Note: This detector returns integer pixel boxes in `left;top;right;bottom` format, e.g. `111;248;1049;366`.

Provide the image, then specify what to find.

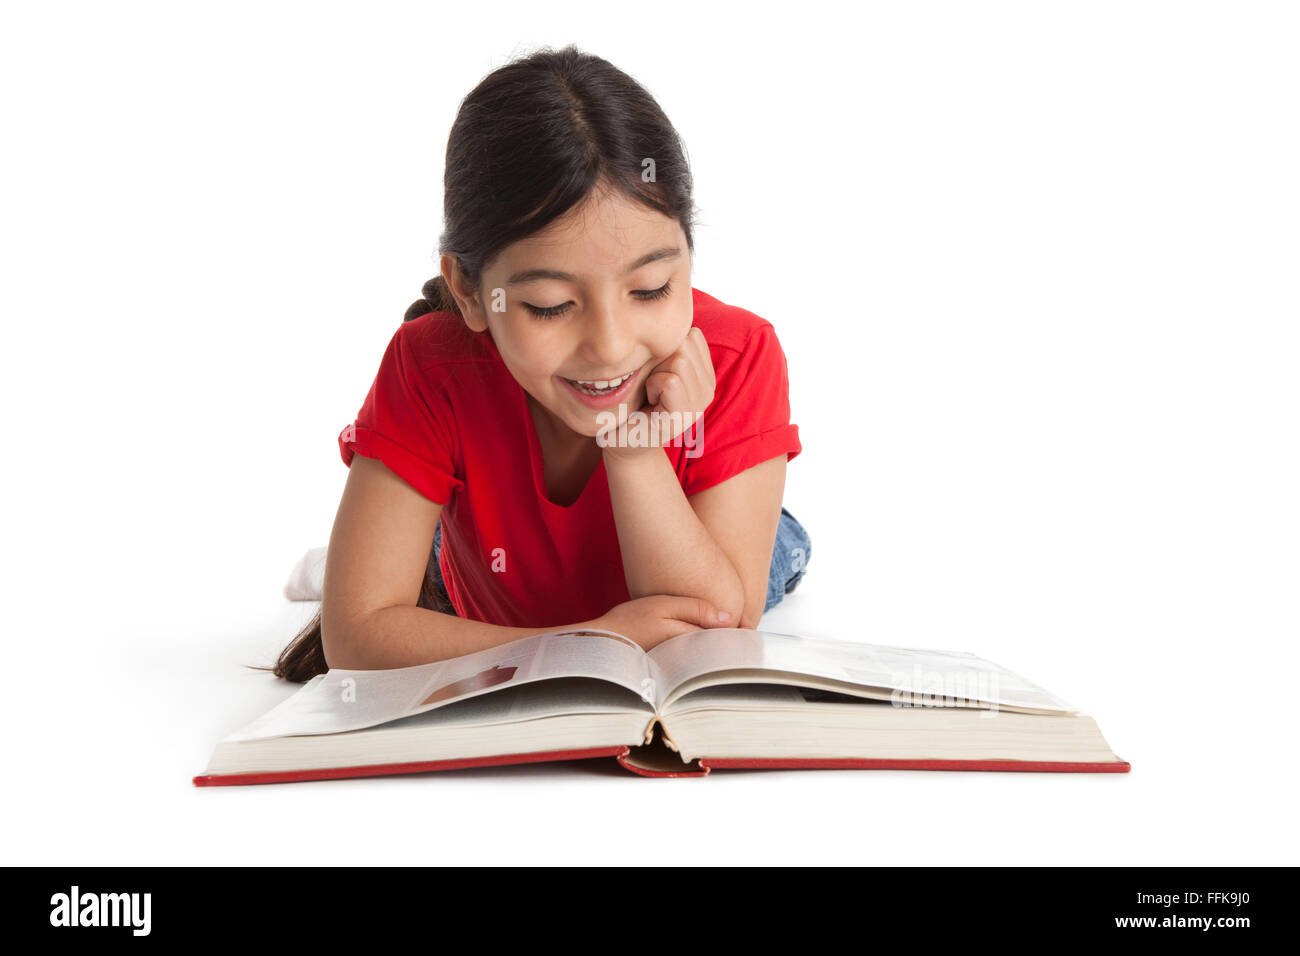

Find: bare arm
320;454;587;669
685;453;788;629
602;442;749;624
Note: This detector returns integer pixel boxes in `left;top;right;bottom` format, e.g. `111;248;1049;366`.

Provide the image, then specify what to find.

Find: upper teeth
573;371;632;389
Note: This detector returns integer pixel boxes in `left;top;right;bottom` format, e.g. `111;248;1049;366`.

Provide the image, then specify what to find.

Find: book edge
191;745;627;787
191;749;1133;785
696;754;1132;773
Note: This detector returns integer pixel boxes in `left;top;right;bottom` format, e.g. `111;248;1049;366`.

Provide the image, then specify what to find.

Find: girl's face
446;185;694;441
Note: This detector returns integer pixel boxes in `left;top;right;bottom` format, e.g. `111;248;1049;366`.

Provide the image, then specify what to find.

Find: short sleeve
338;324;464;504
680;322;802;497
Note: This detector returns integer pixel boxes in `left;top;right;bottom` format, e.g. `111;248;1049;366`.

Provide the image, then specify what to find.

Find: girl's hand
582;594;733;652
600;327;715;456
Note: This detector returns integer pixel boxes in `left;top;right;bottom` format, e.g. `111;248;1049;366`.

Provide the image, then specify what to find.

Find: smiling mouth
561;369;637;395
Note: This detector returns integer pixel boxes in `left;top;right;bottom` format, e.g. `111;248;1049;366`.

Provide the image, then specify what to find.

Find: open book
193;628;1130;785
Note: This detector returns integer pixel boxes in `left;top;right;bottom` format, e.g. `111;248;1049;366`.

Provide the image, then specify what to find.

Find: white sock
284;546;327;601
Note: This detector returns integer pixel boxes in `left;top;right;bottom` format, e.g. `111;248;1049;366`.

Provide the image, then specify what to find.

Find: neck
527;393;596;453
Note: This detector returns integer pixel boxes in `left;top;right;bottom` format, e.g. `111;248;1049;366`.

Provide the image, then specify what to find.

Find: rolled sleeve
338;324;464;505
681;323;802;497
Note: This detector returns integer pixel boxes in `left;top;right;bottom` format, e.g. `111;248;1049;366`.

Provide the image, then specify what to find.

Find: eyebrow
505;246;682;286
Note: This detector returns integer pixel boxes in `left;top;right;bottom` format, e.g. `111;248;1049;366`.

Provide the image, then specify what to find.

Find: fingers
660;594;733;629
645;327;714;416
686;327;714;384
646;370;681;411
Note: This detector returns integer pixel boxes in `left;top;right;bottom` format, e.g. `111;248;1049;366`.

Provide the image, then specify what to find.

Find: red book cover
192;746;630;787
193;746;1130;786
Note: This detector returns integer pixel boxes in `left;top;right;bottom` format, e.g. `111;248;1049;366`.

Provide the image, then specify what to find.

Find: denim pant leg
428;519;458;616
765;506;812;612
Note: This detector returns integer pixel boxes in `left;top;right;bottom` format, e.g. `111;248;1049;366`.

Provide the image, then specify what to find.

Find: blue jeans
765;506;811;611
429;506;811;617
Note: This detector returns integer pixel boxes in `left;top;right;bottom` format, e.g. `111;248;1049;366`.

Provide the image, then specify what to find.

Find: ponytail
250;537;456;683
404;274;463;323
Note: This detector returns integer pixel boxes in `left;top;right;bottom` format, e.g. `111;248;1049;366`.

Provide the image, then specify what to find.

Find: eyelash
524;281;673;320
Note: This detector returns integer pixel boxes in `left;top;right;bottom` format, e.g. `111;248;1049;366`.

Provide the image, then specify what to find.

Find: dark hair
255;43;699;683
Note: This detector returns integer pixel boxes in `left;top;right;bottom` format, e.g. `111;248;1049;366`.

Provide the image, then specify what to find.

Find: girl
271;45;811;683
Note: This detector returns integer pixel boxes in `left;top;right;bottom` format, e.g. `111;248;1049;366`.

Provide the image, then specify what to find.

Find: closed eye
524;280;674;320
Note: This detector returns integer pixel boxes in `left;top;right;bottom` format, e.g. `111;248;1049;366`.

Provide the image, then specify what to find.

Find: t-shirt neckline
510;357;608;512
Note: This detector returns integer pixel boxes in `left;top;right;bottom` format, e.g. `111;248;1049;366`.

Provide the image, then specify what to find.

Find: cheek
501;351;561;395
646;304;695;362
501;329;563;381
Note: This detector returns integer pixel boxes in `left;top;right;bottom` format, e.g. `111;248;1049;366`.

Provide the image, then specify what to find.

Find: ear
440;254;489;332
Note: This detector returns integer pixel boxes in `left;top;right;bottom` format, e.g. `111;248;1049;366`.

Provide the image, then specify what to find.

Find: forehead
500;189;684;272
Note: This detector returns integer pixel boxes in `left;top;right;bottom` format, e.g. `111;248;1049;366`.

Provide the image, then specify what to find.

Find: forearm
322;604;586;669
602;445;745;619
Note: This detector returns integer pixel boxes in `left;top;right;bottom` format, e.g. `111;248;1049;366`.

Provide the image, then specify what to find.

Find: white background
2;0;1296;865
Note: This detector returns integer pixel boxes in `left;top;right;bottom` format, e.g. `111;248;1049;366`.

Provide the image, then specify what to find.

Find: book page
363;676;655;731
224;629;650;742
646;629;1077;713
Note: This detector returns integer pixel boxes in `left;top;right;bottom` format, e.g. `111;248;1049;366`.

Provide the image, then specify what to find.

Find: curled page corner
532;627;643;654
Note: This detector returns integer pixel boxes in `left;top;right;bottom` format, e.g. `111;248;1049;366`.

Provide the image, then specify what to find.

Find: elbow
687;584;744;630
728;567;765;631
737;590;765;629
719;572;750;630
320;605;376;670
723;592;749;629
319;620;357;670
717;597;748;629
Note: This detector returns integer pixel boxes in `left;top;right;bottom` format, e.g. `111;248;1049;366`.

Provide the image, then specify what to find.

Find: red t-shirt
338;286;802;628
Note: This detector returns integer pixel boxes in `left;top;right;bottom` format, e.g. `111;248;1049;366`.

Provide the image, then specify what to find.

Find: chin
568;409;619;438
550;379;646;436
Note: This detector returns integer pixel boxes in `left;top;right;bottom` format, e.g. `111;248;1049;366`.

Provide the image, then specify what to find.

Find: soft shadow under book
193;627;1130;785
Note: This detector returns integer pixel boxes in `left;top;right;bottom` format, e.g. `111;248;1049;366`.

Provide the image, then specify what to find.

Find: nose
581;299;634;371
